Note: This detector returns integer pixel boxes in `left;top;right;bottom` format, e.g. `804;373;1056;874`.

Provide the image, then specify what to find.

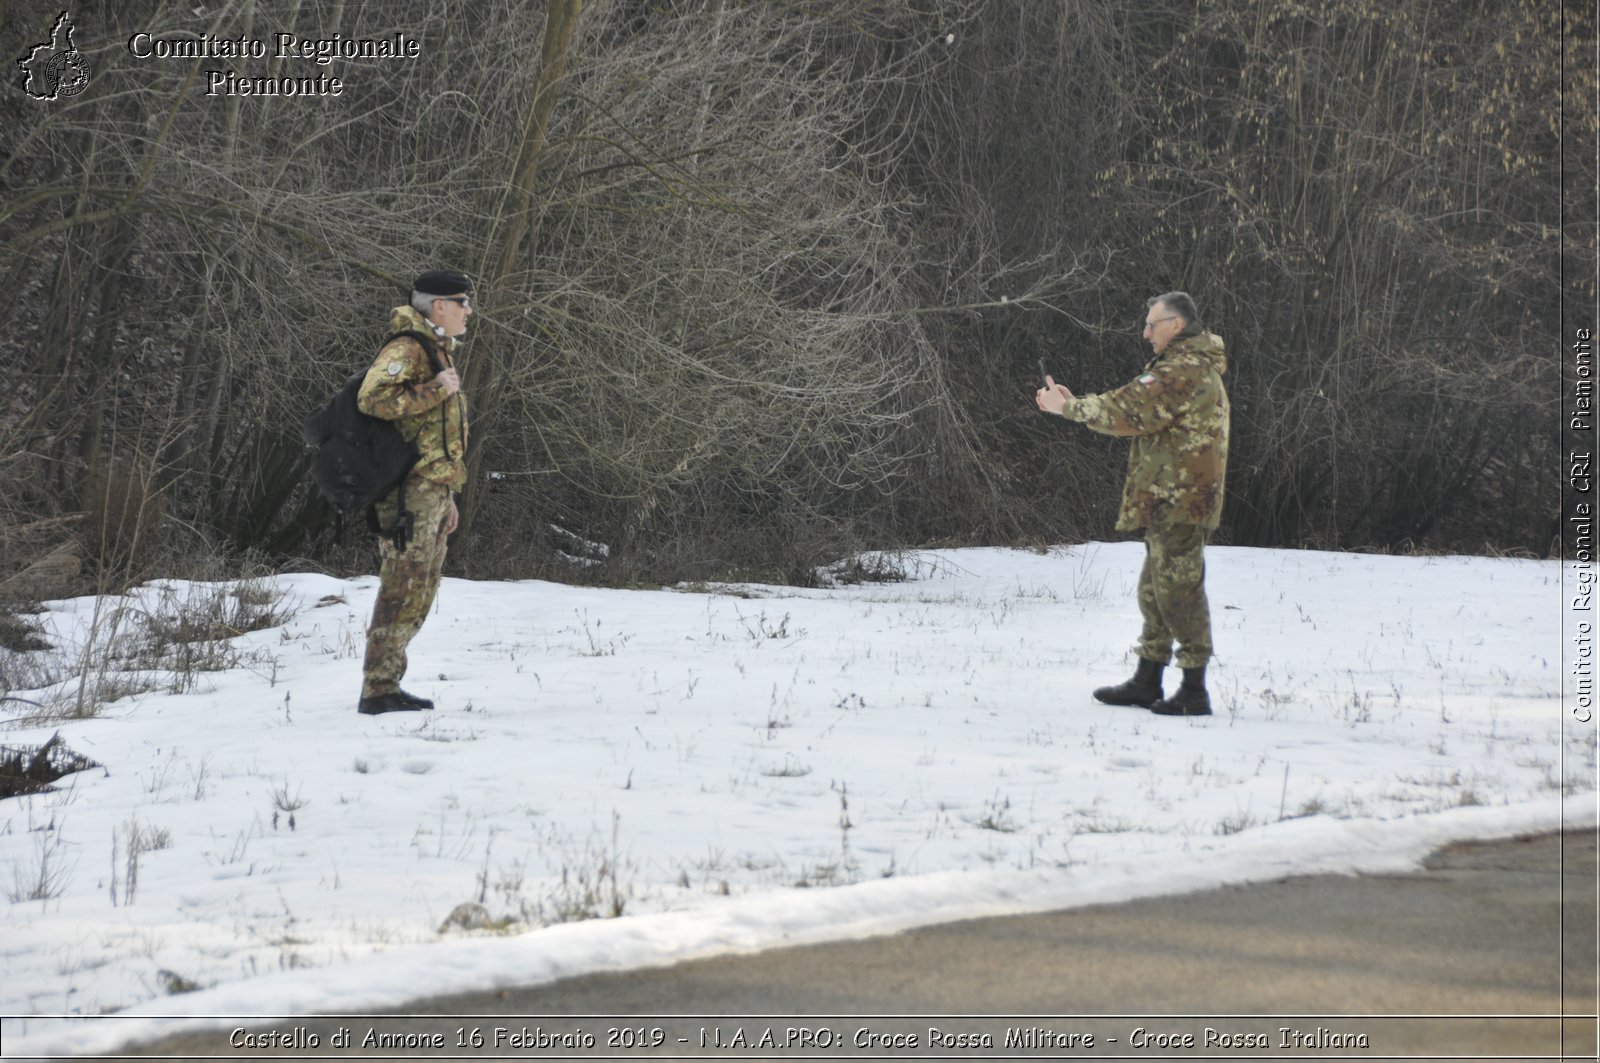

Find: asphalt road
72;830;1600;1061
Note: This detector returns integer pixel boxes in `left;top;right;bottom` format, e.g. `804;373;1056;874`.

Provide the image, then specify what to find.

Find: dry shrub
83;462;166;587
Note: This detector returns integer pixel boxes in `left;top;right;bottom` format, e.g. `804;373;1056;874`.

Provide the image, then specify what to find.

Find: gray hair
410;290;439;316
1147;291;1201;329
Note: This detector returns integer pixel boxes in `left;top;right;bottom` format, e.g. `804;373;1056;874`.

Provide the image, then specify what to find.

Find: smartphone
1038;358;1050;387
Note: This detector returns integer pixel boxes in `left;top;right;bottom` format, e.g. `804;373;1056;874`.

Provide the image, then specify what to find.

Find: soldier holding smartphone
1035;292;1230;716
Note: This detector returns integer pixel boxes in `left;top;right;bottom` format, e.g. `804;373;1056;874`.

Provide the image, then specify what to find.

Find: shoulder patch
1138;373;1158;385
386;361;404;376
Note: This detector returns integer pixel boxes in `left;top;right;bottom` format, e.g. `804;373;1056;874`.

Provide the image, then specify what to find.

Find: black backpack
302;330;446;550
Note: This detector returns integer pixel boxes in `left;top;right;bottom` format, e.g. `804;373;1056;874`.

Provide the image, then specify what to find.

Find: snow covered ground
1;542;1592;1055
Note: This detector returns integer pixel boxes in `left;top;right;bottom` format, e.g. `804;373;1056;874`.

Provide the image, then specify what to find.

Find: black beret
413;269;472;296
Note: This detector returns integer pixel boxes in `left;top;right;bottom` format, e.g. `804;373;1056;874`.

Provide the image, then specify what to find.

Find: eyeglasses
1142;315;1177;332
437;295;471;309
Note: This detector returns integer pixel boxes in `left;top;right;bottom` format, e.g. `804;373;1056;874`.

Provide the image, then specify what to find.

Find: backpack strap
383;329;445;376
366;476;414;553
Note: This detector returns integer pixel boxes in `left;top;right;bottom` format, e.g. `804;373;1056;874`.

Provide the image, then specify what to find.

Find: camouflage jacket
1060;327;1230;530
356;306;470;489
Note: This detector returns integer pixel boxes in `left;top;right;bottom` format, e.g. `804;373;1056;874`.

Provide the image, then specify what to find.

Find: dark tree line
1;0;1586;598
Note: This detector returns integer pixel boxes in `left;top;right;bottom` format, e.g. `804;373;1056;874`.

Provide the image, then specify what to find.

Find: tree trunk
457;0;584;546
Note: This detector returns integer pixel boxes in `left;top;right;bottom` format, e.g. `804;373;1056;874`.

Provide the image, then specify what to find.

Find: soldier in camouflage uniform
1035;292;1229;716
356;270;473;716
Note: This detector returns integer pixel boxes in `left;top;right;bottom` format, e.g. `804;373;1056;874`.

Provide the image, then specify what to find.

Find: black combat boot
1151;666;1211;716
1092;657;1165;708
359;692;427;715
394;689;434;709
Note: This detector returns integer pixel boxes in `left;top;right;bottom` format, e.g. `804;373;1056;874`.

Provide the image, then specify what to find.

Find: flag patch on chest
1138;374;1157;385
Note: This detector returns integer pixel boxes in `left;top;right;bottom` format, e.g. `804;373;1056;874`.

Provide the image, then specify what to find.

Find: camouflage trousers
1135;522;1213;669
362;476;453;698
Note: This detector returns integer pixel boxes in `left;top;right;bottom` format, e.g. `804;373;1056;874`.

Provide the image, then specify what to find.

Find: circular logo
45;50;90;98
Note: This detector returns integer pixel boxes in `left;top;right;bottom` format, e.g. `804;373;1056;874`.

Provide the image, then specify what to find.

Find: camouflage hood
1156;326;1227;378
387;304;459;355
